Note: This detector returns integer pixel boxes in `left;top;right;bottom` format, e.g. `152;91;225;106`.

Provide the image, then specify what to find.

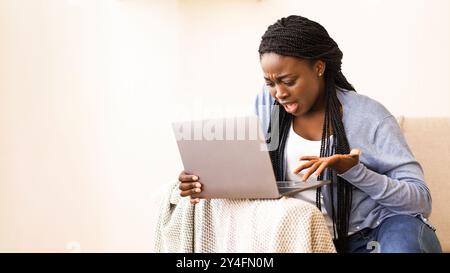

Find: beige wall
0;0;449;252
0;0;179;252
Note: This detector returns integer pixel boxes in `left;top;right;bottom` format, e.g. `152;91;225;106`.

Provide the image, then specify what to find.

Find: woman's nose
274;86;289;100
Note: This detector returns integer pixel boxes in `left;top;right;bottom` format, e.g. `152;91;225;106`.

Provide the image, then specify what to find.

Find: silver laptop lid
172;116;281;199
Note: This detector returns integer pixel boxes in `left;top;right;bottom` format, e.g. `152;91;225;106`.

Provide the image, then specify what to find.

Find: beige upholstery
400;116;450;252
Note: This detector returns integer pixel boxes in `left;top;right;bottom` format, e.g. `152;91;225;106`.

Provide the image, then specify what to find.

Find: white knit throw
154;181;336;253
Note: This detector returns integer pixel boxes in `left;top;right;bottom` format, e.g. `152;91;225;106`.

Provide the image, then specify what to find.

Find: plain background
0;0;449;252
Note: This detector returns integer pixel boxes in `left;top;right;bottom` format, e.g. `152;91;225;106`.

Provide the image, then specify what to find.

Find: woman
178;15;442;253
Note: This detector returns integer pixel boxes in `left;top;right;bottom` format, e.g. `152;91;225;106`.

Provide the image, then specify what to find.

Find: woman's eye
283;81;295;86
265;82;275;87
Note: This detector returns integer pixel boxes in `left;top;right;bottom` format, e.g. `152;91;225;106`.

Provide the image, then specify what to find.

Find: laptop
172;115;331;199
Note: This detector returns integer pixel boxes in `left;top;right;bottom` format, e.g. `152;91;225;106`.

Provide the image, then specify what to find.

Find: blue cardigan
254;86;432;234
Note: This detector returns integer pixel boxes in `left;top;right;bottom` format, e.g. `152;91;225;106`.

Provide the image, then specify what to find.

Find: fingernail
195;188;201;193
192;176;198;181
195;183;201;188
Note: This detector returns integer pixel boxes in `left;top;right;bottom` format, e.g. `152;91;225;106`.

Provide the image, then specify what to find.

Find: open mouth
281;102;299;114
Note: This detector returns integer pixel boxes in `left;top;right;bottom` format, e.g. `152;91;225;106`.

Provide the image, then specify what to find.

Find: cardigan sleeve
338;115;432;217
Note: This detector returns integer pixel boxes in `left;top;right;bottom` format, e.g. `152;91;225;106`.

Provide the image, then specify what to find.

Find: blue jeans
346;215;442;253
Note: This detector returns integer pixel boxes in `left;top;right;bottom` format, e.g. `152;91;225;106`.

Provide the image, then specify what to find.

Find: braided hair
259;15;355;252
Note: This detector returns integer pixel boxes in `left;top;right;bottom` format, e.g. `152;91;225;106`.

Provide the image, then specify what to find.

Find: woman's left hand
293;148;362;181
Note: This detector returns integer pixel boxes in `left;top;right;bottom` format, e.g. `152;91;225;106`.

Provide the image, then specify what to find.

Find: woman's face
260;52;325;117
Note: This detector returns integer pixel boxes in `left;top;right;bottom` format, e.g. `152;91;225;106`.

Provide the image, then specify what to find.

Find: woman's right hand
178;170;202;205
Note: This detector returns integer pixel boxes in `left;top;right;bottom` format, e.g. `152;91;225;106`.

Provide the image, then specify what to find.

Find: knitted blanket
154;181;336;253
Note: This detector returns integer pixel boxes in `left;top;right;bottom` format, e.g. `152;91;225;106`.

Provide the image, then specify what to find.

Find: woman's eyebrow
264;74;295;81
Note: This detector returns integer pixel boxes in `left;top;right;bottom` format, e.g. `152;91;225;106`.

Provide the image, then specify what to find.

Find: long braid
267;101;292;181
260;15;355;252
